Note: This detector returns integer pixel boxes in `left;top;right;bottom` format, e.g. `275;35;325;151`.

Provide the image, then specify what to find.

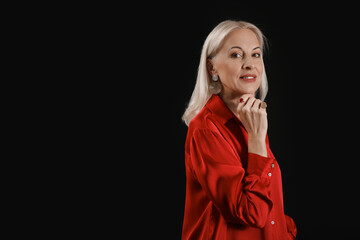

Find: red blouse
182;94;297;240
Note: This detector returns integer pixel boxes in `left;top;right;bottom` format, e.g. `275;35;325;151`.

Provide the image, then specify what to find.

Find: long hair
182;20;268;126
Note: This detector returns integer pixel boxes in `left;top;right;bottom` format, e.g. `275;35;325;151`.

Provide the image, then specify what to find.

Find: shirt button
268;172;272;177
271;163;275;168
271;221;275;225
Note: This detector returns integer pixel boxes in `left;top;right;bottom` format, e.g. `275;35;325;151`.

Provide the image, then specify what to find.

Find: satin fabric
182;94;297;240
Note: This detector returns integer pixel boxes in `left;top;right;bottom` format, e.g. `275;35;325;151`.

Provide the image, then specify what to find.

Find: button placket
268;161;275;178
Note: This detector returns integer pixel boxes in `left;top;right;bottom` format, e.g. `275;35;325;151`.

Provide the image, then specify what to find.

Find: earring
209;74;222;94
212;74;219;81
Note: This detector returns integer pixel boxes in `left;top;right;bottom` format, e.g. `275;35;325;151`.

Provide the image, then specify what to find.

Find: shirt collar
206;94;240;125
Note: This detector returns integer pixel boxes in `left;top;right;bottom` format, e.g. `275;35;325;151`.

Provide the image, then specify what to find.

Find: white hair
182;20;269;126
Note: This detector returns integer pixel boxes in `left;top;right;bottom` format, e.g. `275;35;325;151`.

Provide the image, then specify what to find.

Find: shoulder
185;95;236;152
188;105;220;134
188;94;233;132
185;105;224;153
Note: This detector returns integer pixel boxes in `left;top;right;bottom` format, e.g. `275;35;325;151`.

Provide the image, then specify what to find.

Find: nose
242;56;255;70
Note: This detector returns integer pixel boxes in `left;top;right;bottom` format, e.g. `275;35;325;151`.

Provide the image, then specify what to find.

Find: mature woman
181;20;297;240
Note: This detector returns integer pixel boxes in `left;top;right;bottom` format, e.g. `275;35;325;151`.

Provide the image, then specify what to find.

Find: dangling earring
209;74;222;94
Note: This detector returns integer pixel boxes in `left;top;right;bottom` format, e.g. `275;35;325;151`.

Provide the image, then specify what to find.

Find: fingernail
239;98;244;103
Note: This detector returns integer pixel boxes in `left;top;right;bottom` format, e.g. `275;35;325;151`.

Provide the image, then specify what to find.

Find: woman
181;20;297;240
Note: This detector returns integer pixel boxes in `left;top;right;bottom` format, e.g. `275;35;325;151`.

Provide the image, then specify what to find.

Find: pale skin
208;28;268;157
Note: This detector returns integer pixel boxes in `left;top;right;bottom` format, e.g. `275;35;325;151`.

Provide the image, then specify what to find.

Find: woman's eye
231;53;242;58
253;53;261;58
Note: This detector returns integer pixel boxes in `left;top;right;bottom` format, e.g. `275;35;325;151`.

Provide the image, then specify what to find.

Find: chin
240;83;261;94
237;87;258;96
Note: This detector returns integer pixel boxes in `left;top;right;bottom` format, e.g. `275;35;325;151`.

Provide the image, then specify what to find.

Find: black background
120;1;360;239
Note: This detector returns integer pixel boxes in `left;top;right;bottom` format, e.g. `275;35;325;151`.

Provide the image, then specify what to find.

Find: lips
240;74;257;82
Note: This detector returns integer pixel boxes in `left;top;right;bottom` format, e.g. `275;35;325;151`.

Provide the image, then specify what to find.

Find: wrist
248;134;266;143
248;137;267;157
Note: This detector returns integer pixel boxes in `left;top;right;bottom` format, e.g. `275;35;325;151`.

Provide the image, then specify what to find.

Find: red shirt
182;94;297;240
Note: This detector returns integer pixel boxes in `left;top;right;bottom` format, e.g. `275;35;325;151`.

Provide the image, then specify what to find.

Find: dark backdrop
124;2;360;239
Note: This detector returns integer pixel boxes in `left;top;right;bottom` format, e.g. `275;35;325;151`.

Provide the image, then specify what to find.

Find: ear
207;59;217;75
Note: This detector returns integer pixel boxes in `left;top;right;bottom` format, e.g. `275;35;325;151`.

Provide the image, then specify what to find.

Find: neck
219;90;240;117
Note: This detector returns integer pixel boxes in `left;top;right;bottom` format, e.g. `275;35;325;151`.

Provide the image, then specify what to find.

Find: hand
237;94;268;157
237;94;268;140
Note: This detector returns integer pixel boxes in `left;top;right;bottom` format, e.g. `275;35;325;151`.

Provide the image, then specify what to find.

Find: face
208;28;263;97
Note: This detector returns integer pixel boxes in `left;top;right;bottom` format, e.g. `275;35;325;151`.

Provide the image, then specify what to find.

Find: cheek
216;61;236;81
257;61;264;75
219;61;240;77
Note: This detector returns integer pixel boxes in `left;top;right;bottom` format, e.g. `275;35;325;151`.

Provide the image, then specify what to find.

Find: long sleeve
189;128;275;228
285;215;297;239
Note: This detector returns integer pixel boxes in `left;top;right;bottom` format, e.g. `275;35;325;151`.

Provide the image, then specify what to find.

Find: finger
239;94;252;104
259;101;267;114
244;97;256;109
253;99;262;110
237;94;252;112
260;102;267;109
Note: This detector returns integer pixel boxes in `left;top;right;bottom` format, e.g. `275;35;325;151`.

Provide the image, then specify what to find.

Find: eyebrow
229;46;261;51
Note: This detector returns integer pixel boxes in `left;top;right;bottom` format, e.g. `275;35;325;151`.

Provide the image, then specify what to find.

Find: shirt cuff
246;153;275;178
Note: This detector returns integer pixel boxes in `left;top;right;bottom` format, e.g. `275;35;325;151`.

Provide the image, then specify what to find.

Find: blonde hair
182;20;269;126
